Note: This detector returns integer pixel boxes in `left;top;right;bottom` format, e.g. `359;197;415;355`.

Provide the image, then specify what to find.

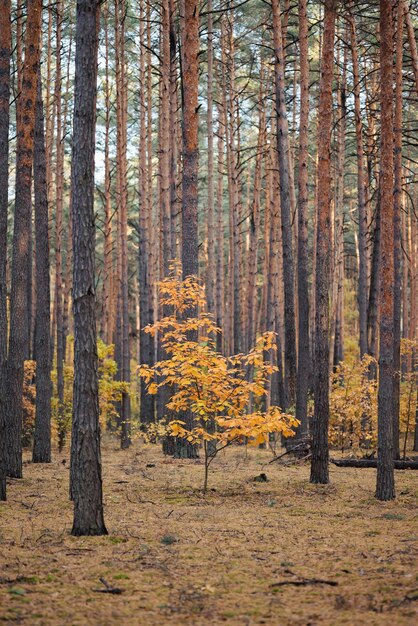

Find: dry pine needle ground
0;439;417;625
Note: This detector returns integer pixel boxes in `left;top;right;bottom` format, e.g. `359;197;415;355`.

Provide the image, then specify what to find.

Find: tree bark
206;0;215;318
0;0;11;500
138;0;155;424
295;0;310;438
349;7;368;358
376;0;395;501
393;0;404;461
6;0;42;478
310;0;337;485
178;0;199;458
115;0;131;448
32;67;52;464
70;0;107;536
271;0;297;407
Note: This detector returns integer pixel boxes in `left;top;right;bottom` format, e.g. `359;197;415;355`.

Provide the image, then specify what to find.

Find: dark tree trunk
376;0;395;501
295;0;310;439
32;67;52;464
392;0;404;461
349;8;368;358
70;0;107;536
271;0;297;408
177;0;199;459
367;189;381;376
310;0;337;485
0;0;11;500
6;0;42;479
138;0;155;425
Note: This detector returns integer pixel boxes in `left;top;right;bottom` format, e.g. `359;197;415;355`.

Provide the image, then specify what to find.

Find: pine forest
0;0;417;624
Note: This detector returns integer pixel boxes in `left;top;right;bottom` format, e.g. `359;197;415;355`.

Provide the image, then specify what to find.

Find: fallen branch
270;578;338;588
330;459;418;470
269;441;310;464
92;578;123;595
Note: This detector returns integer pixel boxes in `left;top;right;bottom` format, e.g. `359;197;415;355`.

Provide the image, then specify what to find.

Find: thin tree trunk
70;0;107;536
177;0;199;458
138;0;155;424
247;68;265;353
32;68;52;464
206;0;215;318
0;0;11;500
6;0;42;479
376;0;395;501
295;0;310;438
310;0;337;485
271;0;297;407
102;4;113;345
393;0;404;461
349;7;368;358
54;0;65;451
332;41;346;370
115;0;131;448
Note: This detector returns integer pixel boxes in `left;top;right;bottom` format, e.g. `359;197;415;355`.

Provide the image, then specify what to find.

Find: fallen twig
270;577;338;588
92;578;123;595
331;458;418;470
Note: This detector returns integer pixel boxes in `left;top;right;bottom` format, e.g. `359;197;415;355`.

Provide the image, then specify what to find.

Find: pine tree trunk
272;0;297;408
215;104;225;354
349;8;368;358
177;0;199;459
0;0;11;500
70;0;107;536
115;0;131;448
247;69;265;354
54;0;66;451
32;68;52;464
102;5;113;345
393;0;404;461
376;0;395;501
206;0;215;318
138;0;155;424
295;0;310;438
310;0;337;485
6;0;42;479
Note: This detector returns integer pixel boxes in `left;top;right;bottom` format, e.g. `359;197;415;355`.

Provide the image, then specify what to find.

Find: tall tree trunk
271;0;297;407
333;46;346;370
0;0;11;500
376;0;395;501
115;0;131;448
247;68;265;354
206;0;215;318
310;0;337;485
392;0;404;461
138;0;155;424
54;0;65;451
32;69;52;464
6;0;42;479
102;4;113;345
169;0;179;260
70;0;107;535
177;0;199;458
215;103;225;354
349;8;368;358
404;1;418;94
367;188;381;375
294;0;310;438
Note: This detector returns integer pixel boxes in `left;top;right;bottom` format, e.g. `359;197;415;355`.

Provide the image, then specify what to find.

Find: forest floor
0;439;417;626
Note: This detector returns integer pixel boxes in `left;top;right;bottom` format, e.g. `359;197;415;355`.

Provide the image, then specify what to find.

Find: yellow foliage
329;355;378;454
51;338;130;446
138;273;298;489
22;360;36;447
